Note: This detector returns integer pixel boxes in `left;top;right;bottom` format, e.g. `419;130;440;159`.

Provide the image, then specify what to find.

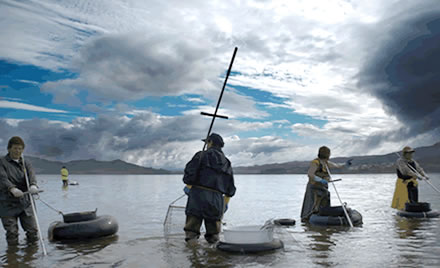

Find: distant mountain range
233;142;440;174
24;157;171;174
10;141;440;174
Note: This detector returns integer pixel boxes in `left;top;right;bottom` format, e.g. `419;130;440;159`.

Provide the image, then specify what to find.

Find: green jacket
0;154;37;217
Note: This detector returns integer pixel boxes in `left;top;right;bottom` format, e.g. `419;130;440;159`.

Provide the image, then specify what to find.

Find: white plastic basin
223;225;274;244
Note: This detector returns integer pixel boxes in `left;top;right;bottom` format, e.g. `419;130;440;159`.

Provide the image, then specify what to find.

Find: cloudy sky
1;0;439;170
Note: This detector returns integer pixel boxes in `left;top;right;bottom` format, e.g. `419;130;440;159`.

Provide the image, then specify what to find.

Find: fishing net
164;194;208;237
163;194;186;236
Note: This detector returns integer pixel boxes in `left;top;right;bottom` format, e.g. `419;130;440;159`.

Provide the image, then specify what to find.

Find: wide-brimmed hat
202;133;224;147
402;146;415;153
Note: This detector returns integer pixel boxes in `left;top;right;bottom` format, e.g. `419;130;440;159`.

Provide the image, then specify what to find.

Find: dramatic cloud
2;0;440;167
358;4;440;145
41;33;222;103
0;113;287;169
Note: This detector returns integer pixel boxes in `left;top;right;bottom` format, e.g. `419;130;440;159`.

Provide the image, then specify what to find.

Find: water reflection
1;174;437;267
303;224;349;267
393;216;440;267
185;242;232;268
1;242;39;268
52;235;119;257
394;216;423;239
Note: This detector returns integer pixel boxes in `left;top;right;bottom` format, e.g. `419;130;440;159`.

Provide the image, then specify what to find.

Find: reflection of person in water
304;225;339;263
393;216;425;267
5;242;39;267
394;216;422;239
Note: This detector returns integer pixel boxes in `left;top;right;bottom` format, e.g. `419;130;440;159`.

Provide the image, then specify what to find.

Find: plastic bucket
223;225;274;244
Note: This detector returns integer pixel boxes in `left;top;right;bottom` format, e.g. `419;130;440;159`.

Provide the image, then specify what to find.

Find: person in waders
300;146;351;222
0;136;40;245
391;146;429;210
61;166;69;187
182;133;236;244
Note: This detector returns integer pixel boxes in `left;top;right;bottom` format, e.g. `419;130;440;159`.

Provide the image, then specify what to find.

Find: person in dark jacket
0;136;40;245
183;133;236;244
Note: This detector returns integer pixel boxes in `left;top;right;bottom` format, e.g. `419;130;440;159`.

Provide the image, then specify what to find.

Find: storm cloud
358;8;440;141
0;111;281;169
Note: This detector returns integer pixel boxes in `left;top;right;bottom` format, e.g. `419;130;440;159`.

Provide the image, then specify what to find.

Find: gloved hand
314;176;328;185
345;159;353;167
29;185;39;194
425;176;430;180
183;186;191;195
10;187;24;198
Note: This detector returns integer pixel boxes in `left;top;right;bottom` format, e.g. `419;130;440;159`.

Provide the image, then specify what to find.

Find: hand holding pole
395;152;440;195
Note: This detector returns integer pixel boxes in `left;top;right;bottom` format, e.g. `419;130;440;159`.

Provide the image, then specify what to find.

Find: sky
1;0;440;170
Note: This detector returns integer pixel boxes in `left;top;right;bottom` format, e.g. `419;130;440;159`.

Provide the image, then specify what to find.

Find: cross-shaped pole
201;47;237;151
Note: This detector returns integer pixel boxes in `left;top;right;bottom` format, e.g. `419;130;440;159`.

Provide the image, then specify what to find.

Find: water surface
1;174;439;267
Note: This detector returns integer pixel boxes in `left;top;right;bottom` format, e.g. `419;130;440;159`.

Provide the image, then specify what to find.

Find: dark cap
402;146;415;153
202;133;224;147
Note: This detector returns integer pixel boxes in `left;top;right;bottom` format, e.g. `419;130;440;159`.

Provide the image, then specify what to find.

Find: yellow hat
402;146;415;153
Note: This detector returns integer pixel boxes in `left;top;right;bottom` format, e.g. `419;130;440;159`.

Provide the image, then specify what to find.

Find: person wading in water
182;133;236;244
300;146;351;222
392;146;429;210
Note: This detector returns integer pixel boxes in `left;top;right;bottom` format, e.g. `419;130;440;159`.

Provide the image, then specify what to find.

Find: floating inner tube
48;215;118;241
405;202;431;213
63;209;97;223
274;218;296;226
217;239;284;253
319;206;346;217
309;209;362;226
397;210;439;218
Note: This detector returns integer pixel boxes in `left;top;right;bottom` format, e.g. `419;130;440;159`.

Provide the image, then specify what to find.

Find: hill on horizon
233;141;440;174
1;141;438;174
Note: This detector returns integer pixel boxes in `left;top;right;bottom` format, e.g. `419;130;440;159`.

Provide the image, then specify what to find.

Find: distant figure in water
392;146;429;210
61;166;69;187
182;133;236;244
0;136;40;245
300;146;352;222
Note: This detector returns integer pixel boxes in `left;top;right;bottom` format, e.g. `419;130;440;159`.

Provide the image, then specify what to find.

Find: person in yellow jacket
60;166;69;187
391;146;428;210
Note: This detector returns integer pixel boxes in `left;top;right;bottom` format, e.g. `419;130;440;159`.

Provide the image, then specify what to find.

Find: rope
35;195;64;215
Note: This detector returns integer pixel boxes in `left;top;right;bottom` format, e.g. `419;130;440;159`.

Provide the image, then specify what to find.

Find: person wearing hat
182;133;236;244
300;146;352;222
392;146;428;210
0;136;40;245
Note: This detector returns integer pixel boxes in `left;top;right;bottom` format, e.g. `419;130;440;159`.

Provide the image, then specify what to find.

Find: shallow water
1;174;439;267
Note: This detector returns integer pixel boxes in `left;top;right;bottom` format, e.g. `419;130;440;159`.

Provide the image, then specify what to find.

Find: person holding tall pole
181;47;238;244
0;136;44;250
183;133;236;244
